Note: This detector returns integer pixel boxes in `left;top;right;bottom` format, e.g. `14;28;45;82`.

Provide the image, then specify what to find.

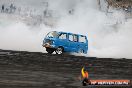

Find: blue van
42;31;88;54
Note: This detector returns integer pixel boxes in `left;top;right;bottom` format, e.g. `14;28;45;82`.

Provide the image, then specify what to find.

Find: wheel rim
56;48;63;54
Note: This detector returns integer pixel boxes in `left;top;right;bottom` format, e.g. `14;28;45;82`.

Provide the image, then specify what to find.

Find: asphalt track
0;49;132;88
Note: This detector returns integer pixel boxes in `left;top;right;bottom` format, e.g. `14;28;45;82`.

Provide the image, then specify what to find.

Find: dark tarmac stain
0;49;132;88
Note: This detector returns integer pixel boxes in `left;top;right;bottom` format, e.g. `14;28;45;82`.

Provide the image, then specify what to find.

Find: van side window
73;35;78;42
59;33;67;39
69;34;78;42
79;36;86;43
69;34;73;41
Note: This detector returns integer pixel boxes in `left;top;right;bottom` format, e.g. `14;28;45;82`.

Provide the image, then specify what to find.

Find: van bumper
42;43;56;48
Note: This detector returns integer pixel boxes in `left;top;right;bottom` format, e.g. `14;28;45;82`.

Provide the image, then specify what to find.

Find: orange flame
81;67;89;78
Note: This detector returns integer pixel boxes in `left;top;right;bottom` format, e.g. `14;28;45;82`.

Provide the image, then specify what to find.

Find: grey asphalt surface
0;49;132;88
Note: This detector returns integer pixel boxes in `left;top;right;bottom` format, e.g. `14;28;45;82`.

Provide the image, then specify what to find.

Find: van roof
51;31;86;37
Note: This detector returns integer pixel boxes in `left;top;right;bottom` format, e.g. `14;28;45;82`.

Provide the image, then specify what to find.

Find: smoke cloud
0;0;132;59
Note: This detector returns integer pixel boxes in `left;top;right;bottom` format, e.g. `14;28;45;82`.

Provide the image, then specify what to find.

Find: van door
68;34;79;52
56;33;69;51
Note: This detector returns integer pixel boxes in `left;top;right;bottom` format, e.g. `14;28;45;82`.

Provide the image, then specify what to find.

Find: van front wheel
55;47;63;54
46;48;54;54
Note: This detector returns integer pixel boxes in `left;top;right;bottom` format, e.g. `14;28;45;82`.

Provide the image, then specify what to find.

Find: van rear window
79;36;86;43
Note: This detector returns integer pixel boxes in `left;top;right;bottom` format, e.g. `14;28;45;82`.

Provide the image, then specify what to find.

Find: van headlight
52;40;54;44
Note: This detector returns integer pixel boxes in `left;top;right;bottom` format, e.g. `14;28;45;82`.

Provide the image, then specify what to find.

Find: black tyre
46;48;54;54
79;49;84;54
55;47;63;54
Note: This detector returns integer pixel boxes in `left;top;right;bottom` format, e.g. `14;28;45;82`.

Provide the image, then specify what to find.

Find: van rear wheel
55;47;63;54
79;49;84;54
46;48;54;54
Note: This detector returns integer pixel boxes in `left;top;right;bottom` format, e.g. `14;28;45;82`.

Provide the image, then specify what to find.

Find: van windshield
46;31;58;38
